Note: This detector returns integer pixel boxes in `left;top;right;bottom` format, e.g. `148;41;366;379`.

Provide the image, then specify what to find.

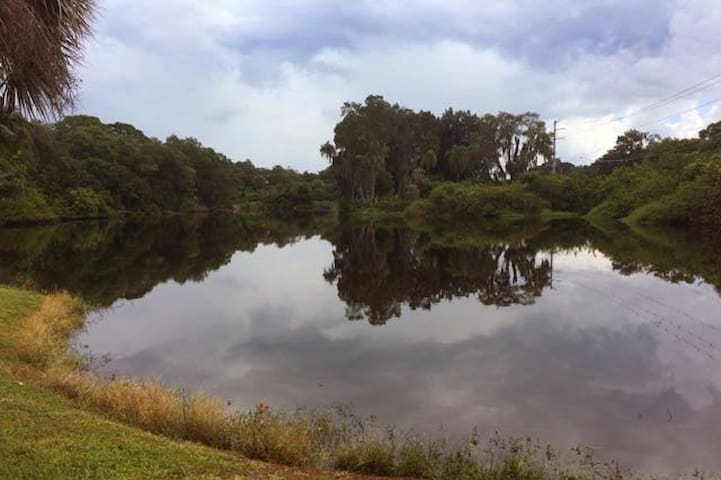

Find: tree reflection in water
0;216;719;322
323;224;553;325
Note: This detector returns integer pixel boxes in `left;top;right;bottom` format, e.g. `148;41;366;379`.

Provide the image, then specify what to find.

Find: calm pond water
2;216;721;476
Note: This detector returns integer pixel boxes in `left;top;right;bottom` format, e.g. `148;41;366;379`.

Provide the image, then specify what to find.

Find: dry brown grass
44;370;320;467
9;291;84;374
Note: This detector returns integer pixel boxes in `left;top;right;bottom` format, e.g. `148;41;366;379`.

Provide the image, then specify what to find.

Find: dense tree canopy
321;96;553;202
0;114;334;224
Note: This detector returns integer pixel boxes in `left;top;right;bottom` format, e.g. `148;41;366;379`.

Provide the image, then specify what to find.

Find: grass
0;376;250;480
1;285;716;480
539;209;582;221
343;200;410;223
0;287;247;480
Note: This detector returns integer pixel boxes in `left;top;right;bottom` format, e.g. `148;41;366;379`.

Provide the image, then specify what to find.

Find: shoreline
0;285;657;480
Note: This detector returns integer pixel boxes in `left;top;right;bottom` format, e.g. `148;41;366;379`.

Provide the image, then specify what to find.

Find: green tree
445;145;470;181
594;129;660;173
420;149;437;172
493;112;552;181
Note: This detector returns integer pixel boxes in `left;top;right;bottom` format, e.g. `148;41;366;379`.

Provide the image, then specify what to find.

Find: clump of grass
44;369;323;467
9;292;84;374
228;404;319;466
395;440;438;478
335;439;397;476
45;371;229;446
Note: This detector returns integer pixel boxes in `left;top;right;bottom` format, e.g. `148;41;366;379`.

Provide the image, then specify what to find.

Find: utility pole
551;120;564;174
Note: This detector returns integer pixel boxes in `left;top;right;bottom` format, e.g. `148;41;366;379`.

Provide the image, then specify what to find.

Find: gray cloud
78;0;721;170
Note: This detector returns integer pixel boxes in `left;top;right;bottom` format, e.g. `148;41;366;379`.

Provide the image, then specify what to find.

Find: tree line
320;95;553;202
0;114;334;224
318;95;721;235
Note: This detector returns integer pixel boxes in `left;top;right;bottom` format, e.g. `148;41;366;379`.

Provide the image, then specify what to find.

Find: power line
568;97;721;164
634;96;721;129
572;95;720;135
568;70;721;132
639;73;721;111
560;71;721;164
575;134;705;165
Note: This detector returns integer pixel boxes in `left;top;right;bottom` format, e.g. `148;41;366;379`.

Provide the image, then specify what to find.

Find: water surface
2;217;720;476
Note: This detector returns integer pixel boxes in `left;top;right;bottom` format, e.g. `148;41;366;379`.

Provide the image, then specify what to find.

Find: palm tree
0;0;96;118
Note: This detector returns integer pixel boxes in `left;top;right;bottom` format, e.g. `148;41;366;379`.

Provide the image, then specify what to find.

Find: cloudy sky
77;0;721;172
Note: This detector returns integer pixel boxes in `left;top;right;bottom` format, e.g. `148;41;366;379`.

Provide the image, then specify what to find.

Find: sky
77;0;721;172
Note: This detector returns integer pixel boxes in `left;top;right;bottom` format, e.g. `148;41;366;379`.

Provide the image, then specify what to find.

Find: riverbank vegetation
1;284;665;480
3;94;721;236
318;96;721;234
0;114;336;225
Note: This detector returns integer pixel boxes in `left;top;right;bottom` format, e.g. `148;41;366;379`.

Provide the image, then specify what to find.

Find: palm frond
0;0;96;119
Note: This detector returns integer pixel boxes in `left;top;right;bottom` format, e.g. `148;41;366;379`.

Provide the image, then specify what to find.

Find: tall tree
594;129;660;173
445;145;470;181
0;0;96;118
493;112;552;181
323;96;394;202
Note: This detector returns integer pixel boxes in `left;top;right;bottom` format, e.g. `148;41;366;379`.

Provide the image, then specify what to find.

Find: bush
625;157;721;232
521;171;601;213
411;182;546;223
0;187;57;224
67;188;109;218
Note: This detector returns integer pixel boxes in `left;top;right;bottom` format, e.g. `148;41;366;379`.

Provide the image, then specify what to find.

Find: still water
2;217;721;475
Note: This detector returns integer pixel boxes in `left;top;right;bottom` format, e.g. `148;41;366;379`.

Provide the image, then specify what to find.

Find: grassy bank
0;286;712;480
0;287;246;479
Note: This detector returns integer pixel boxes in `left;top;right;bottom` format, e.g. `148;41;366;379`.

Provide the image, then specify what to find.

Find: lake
1;216;720;476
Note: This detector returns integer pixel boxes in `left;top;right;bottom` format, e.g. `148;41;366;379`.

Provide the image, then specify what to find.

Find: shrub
521;171;601;213
335;440;396;476
0;187;57;224
68;187;109;218
411;182;546;223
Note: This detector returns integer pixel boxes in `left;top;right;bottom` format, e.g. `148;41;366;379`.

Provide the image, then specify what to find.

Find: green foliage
67;187;109;218
413;182;546;223
0;115;332;225
0;186;56;223
446;144;470;180
593;129;660;173
267;179;336;218
624;154;721;230
322;96;552;202
582;134;721;235
521;171;601;213
421;149;438;171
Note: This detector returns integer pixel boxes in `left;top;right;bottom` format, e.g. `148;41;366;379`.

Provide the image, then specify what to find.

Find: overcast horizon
76;0;721;172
